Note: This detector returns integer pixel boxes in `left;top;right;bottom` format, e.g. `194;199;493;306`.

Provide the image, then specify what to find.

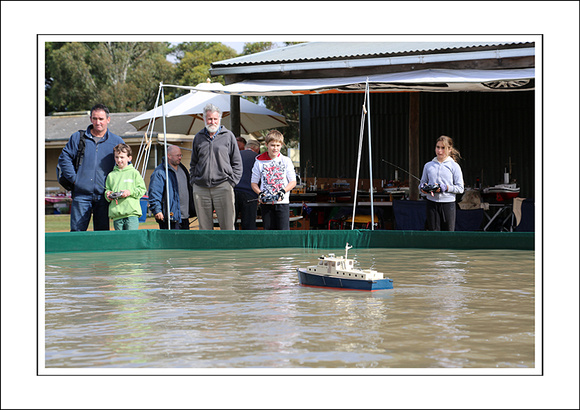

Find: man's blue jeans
70;193;110;231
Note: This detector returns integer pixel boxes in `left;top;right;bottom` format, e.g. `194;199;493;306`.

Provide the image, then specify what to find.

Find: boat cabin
317;256;355;272
310;254;382;280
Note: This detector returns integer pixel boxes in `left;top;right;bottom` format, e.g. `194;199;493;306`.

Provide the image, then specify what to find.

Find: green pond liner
45;230;534;253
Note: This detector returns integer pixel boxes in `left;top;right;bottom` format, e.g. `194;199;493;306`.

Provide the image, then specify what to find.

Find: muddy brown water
44;247;535;370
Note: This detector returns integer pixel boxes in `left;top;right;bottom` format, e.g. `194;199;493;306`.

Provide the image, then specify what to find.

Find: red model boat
483;183;520;202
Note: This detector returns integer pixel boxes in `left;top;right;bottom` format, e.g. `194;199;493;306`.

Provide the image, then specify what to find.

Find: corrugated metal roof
213;41;535;67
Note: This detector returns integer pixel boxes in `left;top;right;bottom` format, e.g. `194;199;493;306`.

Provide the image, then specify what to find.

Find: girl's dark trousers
426;200;456;231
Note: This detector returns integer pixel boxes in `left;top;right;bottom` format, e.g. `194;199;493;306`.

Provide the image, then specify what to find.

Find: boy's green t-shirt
105;164;147;221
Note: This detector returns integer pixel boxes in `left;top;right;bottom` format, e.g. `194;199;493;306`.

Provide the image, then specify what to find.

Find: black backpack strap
73;130;86;171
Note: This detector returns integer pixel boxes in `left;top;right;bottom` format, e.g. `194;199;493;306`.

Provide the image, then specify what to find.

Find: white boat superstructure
483;183;520;193
305;244;386;281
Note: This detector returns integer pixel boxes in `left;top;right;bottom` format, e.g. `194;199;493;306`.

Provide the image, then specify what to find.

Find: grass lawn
44;214;169;232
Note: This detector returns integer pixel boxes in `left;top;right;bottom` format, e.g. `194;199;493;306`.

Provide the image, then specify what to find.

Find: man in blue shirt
58;104;124;231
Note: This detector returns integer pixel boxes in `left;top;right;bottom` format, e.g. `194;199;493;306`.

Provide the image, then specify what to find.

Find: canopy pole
366;80;375;230
161;83;171;230
409;93;420;200
230;95;241;138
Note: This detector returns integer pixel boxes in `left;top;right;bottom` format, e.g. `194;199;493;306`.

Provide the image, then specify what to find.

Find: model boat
296;244;394;291
483;183;520;201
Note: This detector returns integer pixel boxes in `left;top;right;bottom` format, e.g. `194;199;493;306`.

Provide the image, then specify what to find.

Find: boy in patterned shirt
251;130;297;230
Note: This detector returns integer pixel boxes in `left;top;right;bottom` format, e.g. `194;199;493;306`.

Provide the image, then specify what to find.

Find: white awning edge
188;68;535;96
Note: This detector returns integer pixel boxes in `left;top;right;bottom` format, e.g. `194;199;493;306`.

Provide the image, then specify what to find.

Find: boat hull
297;268;393;291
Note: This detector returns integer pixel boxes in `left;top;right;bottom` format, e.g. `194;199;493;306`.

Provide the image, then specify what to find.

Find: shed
204;40;536;199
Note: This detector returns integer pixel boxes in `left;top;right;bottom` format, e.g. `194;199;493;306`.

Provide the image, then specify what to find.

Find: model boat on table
483;183;520;201
296;244;394;291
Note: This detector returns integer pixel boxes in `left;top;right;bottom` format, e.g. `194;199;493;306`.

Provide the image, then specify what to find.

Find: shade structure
184;68;535;96
127;87;288;135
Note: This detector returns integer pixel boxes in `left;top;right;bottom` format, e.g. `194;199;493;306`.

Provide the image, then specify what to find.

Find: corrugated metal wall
300;91;535;198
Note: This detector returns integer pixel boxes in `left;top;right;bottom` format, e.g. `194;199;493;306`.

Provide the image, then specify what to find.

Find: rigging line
351;83;368;230
136;85;163;179
381;159;422;182
135;131;153;178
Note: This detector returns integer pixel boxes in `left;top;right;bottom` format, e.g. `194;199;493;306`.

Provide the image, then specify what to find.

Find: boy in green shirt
105;144;147;230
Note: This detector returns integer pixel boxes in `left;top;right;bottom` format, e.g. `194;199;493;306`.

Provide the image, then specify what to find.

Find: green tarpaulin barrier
45;230;534;253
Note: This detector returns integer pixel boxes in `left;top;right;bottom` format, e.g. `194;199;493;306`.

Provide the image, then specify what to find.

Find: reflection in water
45;248;535;369
424;253;473;367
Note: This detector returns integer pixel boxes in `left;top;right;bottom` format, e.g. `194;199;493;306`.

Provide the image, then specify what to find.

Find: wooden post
299;95;311;181
230;95;241;138
409;93;420;200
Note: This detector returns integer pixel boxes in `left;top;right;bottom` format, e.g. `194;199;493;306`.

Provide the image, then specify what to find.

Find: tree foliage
45;42;175;114
261;95;300;147
241;42;273;55
174;42;237;91
240;42;303;146
45;41;302;145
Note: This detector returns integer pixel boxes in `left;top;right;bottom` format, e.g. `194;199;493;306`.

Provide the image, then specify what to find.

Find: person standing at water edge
236;136;247;151
251;130;296;230
58;104;124;231
234;139;261;230
105;144;147;230
149;145;195;230
189;103;243;230
419;135;464;231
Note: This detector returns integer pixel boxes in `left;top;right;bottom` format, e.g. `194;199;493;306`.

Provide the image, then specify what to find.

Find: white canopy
128;83;288;230
128;85;287;135
174;68;535;96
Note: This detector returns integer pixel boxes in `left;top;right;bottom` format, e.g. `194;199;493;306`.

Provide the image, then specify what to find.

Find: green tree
241;42;273;55
45;41;175;114
239;42;303;147
174;42;237;90
260;95;300;148
170;42;220;60
173;41;301;146
46;42;96;113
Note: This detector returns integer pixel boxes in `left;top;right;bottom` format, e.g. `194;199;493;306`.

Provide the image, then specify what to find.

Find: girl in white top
419;135;464;231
